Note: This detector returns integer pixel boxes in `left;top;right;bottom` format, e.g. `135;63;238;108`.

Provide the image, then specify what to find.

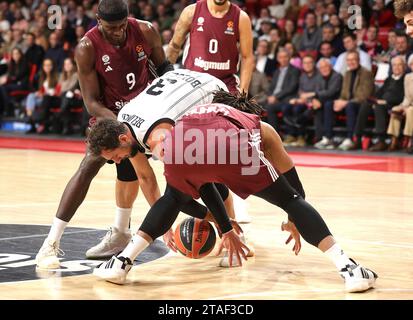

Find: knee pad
116;159;138;182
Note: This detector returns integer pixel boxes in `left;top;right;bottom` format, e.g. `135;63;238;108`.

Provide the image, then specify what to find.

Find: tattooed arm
166;4;195;63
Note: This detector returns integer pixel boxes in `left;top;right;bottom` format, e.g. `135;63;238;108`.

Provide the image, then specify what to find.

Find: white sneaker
338;138;354;151
86;227;131;259
340;258;378;293
233;195;251;224
314;137;335;150
93;255;133;284
35;240;64;269
219;234;254;267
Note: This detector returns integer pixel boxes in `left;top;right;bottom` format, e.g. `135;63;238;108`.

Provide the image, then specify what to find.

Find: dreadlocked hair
212;89;264;115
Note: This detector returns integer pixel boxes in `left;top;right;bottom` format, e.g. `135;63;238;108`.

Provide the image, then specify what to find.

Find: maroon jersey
183;0;240;92
163;104;278;199
85;18;154;115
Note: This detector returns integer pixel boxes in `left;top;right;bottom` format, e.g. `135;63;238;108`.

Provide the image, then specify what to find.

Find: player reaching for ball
88;86;377;292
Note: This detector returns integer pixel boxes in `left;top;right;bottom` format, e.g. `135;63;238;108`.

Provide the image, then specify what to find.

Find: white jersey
118;69;228;153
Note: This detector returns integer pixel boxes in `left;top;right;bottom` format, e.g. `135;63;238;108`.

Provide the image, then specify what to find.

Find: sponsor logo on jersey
115;100;129;110
136;44;147;61
197;17;204;32
224;20;235;35
194;57;230;71
102;54;113;72
102;54;110;64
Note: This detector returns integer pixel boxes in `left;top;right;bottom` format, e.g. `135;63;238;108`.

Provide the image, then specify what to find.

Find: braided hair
211;89;264;115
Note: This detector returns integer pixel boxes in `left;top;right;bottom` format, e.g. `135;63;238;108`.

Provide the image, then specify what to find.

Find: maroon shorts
164;109;278;199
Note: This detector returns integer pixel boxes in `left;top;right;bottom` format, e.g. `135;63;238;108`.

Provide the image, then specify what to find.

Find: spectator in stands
161;28;173;56
322;23;345;56
334;33;372;75
394;33;411;63
32;26;49;52
284;41;302;70
325;2;337;17
45;32;67;72
25;58;60;134
264;48;300;131
375;29;398;64
156;3;174;32
329;14;344;38
268;27;284;59
285;0;301;21
284;19;301;50
268;0;287;20
317;41;337;67
57;57;81;135
367;56;406;151
314;1;328;26
386;56;413;153
254;7;277;36
298;0;317;25
11;9;28;33
142;3;156;22
67;0;78;24
282;54;319;147
0;11;11;34
360;25;383;58
299;11;322;53
255;39;277;79
73;5;92;31
330;50;374;151
75;25;86;45
370;0;397;29
9;28;25;52
311;58;343;148
24;32;44;69
249;56;270;106
258;20;274;42
0;47;29;117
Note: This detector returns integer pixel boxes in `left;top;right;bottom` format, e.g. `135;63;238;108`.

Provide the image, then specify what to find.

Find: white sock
119;234;150;261
46;217;68;245
324;243;353;270
114;206;132;233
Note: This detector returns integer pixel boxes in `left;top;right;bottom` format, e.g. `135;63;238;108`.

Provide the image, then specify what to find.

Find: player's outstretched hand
217;229;249;267
215;219;244;238
281;220;301;255
163;228;177;252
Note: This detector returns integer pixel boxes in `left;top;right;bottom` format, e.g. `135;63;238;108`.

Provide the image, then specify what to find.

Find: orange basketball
174;217;216;259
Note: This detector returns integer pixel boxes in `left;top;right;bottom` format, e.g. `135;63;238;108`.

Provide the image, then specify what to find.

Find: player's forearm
199;184;233;234
166;42;181;64
239;54;254;94
139;174;161;206
85;100;116;120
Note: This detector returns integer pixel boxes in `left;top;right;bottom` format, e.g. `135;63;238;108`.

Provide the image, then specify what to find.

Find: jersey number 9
126;73;136;90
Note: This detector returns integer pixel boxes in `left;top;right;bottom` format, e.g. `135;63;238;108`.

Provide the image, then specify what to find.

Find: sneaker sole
345;278;376;293
35;258;60;269
93;268;127;285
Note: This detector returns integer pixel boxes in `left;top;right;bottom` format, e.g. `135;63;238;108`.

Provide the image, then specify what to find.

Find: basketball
174;218;216;259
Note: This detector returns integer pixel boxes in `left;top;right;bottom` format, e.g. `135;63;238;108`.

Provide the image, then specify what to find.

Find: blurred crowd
0;0;411;153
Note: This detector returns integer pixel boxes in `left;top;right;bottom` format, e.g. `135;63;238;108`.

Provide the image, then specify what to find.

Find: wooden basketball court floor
0;145;412;300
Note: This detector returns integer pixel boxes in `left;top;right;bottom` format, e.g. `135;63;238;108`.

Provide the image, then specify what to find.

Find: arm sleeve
199;183;233;234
